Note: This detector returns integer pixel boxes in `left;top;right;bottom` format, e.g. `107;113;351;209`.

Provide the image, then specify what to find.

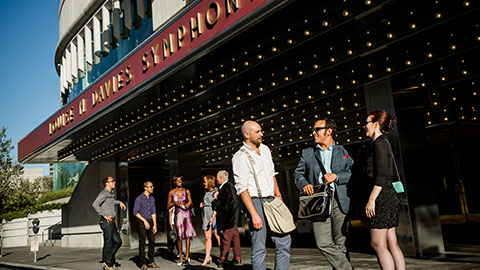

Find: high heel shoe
176;257;183;266
201;257;212;266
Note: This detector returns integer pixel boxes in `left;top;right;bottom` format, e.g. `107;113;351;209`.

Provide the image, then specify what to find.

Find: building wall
61;161;116;247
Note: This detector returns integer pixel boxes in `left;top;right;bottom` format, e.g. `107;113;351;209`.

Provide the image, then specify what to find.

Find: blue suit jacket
294;145;354;214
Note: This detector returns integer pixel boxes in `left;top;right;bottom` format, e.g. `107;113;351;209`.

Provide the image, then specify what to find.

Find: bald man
232;120;291;270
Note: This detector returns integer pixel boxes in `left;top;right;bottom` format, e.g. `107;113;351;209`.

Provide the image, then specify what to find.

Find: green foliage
37;186;75;204
0;126;24;214
2;191;36;213
1;203;65;221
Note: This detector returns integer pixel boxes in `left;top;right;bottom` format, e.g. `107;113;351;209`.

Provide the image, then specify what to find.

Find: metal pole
33;233;37;263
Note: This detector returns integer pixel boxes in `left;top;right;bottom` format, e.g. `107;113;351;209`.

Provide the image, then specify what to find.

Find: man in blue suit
294;119;354;270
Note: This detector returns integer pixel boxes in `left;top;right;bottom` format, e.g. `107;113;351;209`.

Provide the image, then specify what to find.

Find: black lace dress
368;135;400;229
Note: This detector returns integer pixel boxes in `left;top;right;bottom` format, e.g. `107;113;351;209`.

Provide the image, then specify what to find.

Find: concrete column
364;79;445;257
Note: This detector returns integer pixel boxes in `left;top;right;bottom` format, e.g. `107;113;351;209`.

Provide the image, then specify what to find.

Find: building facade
19;0;479;255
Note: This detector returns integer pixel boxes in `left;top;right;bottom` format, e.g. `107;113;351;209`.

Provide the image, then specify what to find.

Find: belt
251;196;275;199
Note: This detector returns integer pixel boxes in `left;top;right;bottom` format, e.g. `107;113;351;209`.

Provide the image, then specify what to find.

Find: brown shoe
141;264;148;270
147;262;160;268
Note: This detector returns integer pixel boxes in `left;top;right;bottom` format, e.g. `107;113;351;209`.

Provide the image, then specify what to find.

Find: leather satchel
240;148;296;234
297;148;334;221
298;184;333;220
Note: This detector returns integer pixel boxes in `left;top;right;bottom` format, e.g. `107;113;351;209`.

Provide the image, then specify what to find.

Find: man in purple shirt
133;181;159;269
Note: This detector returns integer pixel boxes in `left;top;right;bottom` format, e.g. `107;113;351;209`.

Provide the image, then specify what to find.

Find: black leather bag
297;148;334;221
298;184;333;220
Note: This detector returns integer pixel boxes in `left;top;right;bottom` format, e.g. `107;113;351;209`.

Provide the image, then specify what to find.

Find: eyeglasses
312;127;328;133
107;180;116;183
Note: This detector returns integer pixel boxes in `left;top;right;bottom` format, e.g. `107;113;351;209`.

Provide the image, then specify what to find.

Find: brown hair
368;110;397;135
203;175;216;190
102;176;111;187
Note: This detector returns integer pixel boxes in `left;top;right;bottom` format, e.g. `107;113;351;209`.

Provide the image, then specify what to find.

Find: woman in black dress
364;110;405;270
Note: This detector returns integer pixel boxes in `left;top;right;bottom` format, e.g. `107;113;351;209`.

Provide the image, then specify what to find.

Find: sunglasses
312;127;328;133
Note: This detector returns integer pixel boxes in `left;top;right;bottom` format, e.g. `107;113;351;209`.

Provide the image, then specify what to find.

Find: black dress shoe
217;259;225;267
233;259;243;266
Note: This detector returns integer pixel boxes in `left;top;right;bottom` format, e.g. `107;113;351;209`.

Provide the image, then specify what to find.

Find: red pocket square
342;154;348;159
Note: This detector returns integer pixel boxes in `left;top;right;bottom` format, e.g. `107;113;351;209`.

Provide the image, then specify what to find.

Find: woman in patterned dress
199;175;221;266
167;175;196;266
364;110;405;270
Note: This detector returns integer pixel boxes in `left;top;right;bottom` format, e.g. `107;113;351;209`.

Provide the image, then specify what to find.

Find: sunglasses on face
312;127;328;133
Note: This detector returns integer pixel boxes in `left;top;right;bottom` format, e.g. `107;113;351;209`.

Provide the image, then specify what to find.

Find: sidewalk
1;244;480;270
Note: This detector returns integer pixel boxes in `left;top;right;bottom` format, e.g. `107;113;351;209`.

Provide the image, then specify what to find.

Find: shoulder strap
240;147;263;198
383;139;402;182
313;148;328;184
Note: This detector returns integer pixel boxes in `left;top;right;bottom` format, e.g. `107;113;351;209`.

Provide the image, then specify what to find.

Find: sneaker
148;262;160;268
103;262;114;270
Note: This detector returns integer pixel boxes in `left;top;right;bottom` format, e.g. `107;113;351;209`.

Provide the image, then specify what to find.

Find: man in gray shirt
92;176;126;270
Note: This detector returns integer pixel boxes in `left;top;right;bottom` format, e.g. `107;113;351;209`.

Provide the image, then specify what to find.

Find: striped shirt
133;193;156;220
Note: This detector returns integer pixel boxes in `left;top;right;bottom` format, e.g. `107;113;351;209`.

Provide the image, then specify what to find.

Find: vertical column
84;26;93;71
76;35;85;78
124;0;133;30
101;6;111;55
93;15;101;64
364;79;444;257
117;162;131;247
70;42;77;83
65;49;72;88
112;0;122;40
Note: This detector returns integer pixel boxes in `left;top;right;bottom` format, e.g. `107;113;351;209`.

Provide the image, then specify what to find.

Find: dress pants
220;226;241;260
138;219;155;264
100;217;122;266
248;198;291;270
312;196;353;270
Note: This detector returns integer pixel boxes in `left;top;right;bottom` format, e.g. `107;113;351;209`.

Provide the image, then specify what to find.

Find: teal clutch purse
392;181;404;193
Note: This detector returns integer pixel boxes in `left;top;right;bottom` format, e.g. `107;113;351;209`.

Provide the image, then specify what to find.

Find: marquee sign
19;0;274;162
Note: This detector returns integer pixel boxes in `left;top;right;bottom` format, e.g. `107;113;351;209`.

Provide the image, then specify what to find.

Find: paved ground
1;243;480;270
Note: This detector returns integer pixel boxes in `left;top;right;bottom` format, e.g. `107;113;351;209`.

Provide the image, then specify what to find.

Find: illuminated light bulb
304;30;311;36
336;85;341;90
244;61;249;66
410;23;416;29
272;47;278;52
463;1;470;7
405;60;412;65
366;41;373;47
351;79;357;84
287;39;293;44
322;20;329;27
387;33;394;39
368;73;374;79
347;49;353;55
450;45;456;50
462;70;468;75
257;54;263;59
298;70;304;75
313;64;319;69
427;53;433;58
365;0;372;5
343;10;349;16
330;57;336;62
435;13;442;19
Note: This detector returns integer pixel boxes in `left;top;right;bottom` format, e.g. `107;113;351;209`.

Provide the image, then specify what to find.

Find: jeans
100;217;122;266
138;219;155;264
248;198;291;270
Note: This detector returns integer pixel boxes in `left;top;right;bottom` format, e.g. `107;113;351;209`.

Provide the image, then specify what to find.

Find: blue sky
0;0;61;175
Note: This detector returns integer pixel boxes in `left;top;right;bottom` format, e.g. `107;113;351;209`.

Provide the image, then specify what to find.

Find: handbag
298;184;333;220
241;148;296;234
297;148;333;221
383;139;405;193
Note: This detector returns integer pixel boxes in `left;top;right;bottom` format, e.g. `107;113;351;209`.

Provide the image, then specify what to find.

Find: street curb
0;261;71;270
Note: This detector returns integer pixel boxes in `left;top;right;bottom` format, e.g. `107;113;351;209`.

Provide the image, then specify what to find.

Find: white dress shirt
232;142;278;197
